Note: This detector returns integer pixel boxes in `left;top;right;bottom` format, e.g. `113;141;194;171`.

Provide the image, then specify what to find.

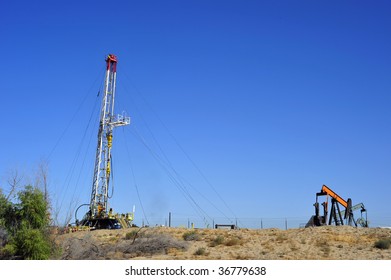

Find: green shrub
374;239;391;250
1;243;16;259
13;227;51;260
0;186;53;260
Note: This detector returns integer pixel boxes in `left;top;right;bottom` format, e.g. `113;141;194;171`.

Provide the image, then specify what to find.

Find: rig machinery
76;54;134;230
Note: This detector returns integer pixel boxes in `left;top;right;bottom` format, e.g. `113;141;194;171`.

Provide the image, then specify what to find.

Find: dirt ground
53;226;391;260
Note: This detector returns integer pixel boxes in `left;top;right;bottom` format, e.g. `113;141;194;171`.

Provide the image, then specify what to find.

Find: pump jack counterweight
77;54;133;230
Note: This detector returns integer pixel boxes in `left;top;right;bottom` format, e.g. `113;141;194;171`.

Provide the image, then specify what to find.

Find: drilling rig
77;54;134;230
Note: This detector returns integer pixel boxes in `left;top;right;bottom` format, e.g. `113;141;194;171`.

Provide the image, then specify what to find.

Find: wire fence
134;214;391;230
135;215;311;230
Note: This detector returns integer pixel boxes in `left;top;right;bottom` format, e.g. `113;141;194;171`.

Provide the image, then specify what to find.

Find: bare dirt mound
53;226;391;260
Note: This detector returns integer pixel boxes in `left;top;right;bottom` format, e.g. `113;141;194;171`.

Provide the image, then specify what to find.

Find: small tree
18;186;49;229
0;185;52;259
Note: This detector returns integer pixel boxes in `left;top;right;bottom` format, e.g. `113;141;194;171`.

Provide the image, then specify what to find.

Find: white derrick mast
89;54;130;219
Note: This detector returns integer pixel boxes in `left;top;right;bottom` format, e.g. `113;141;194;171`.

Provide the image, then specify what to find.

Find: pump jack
307;185;368;227
341;202;368;227
76;54;134;230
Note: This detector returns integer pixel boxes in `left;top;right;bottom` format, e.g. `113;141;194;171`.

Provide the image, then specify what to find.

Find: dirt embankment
53;226;391;260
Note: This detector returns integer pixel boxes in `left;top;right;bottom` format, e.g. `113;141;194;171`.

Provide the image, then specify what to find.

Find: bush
13;228;51;260
182;230;200;241
225;238;240;246
0;227;8;247
194;247;206;256
0;186;52;259
125;230;139;240
210;235;224;247
374;239;391;250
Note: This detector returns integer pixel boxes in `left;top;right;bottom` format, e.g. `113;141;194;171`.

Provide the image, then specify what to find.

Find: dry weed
182;230;200;241
275;234;288;243
209;235;225;247
225;237;242;246
194;247;207;256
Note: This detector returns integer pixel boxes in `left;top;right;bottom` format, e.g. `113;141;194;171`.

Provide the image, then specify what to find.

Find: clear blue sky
1;1;390;228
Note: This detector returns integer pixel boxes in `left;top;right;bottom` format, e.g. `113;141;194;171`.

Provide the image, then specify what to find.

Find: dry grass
54;226;391;260
194;247;207;256
182;230;200;241
208;235;224;247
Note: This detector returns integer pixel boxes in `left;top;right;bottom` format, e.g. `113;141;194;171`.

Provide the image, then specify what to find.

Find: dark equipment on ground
215;224;237;230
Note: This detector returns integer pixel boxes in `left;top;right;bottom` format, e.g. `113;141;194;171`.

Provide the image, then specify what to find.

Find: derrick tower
89;54;130;220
